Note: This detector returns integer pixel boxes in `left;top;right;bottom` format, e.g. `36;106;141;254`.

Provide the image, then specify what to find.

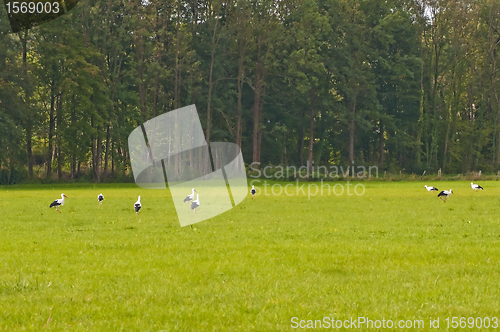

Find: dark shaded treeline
0;0;499;184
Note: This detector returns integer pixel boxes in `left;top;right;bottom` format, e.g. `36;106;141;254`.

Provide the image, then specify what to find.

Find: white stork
425;185;439;192
97;193;104;205
251;185;256;199
191;194;200;214
437;189;453;202
134;196;141;215
49;193;68;213
183;188;197;203
470;182;483;191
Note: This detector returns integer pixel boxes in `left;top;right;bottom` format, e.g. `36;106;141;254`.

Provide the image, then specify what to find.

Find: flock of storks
49;186;260;214
48;182;480;213
424;182;484;202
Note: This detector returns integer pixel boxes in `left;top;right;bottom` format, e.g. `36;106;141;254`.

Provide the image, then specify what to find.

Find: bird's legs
56;207;61;213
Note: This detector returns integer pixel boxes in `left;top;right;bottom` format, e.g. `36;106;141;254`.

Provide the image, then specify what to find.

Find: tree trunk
103;124;111;180
136;36;147;121
252;36;264;165
57;93;63;180
236;36;246;148
307;86;317;173
379;120;384;166
206;17;220;145
298;125;304;166
174;1;181;110
348;99;356;164
20;30;33;179
46;82;55;179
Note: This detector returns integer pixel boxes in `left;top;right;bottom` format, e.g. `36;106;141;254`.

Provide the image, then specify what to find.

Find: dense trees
0;0;499;184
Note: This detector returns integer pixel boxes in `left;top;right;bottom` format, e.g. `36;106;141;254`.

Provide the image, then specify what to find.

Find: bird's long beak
64;195;68;198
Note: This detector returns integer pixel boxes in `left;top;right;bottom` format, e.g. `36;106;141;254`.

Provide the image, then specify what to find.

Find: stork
437;189;453;202
134;196;141;215
49;193;68;213
183;188;197;203
251;185;256;199
97;193;104;205
425;185;439;192
191;194;200;214
471;182;483;191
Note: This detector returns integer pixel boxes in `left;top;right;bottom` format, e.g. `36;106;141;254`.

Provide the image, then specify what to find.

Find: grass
0;181;500;331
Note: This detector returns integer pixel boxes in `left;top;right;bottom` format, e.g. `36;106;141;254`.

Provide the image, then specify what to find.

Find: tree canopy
0;0;499;184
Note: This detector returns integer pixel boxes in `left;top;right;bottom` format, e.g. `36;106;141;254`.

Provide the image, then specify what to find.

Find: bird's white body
437;189;453;202
425;185;438;192
98;193;104;205
134;196;142;214
50;193;68;212
184;188;197;203
191;194;200;213
251;185;256;199
471;182;483;191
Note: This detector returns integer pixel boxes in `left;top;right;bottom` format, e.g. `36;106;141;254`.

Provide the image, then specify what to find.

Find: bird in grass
183;188;197;203
134;196;141;215
437;189;453;202
97;193;104;205
49;193;68;213
251;185;256;199
470;182;484;191
425;185;439;192
191;194;200;214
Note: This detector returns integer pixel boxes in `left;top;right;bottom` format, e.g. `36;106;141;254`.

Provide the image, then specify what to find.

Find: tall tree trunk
379;120;384;166
206;17;220;145
315;114;327;166
103;124;111;180
348;99;356;164
20;30;33;179
174;1;181;110
307;86;317;173
236;35;246;148
46;82;56;179
298;125;304;166
56;94;63;180
136;36;147;121
95;134;102;182
252;36;264;165
70;94;77;179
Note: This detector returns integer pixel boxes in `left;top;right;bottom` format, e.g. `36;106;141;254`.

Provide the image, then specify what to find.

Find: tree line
0;0;499;184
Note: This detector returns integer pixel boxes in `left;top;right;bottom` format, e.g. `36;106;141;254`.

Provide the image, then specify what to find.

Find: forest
0;0;499;184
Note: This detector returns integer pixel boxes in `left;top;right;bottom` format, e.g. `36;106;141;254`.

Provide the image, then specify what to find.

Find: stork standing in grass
191;194;200;214
97;193;104;206
183;188;197;203
471;182;484;191
425;185;439;192
49;193;68;213
134;196;141;215
251;185;256;199
437;189;453;202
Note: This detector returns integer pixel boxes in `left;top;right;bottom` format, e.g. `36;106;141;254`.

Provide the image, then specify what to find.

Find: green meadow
1;181;500;331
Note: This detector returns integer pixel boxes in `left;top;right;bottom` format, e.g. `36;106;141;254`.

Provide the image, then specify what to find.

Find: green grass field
1;181;500;331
